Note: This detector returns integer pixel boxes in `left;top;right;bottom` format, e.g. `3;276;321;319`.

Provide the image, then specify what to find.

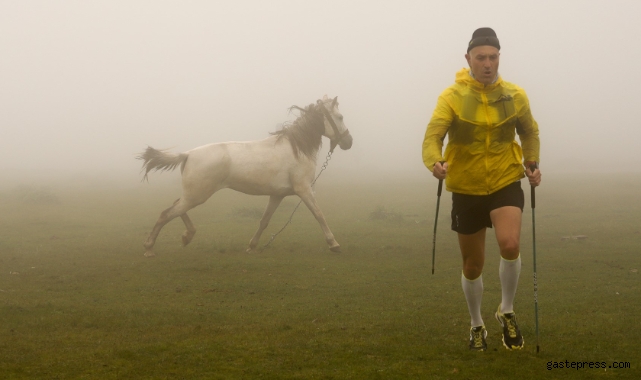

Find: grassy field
0;172;639;379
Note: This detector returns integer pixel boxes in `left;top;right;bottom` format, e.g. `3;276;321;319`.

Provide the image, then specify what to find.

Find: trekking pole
431;162;445;275
530;163;540;353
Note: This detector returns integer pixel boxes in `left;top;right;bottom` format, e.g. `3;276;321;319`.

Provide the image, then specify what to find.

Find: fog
2;0;640;187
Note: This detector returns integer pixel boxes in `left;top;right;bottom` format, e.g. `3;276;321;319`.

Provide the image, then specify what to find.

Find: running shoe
495;304;524;350
469;325;487;351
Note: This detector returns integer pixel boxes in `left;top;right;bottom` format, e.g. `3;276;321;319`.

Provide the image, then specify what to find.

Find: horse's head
317;95;353;151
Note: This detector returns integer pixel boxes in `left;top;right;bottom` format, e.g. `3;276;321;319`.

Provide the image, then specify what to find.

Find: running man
422;27;541;351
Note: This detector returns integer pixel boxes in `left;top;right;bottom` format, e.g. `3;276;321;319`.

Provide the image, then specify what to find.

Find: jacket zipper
481;93;491;194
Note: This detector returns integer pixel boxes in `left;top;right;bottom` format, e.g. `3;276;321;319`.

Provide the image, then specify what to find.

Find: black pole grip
436;161;445;196
529;163;537;209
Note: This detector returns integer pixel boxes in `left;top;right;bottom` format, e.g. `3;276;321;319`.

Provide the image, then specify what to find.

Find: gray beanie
467;27;501;52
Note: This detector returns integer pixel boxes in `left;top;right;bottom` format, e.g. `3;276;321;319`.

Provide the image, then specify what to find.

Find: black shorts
451;181;524;234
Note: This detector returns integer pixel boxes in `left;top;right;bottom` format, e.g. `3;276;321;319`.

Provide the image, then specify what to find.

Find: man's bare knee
500;239;520;259
463;259;484;279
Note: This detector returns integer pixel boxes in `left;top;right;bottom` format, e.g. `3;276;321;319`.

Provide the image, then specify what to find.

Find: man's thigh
490;206;522;259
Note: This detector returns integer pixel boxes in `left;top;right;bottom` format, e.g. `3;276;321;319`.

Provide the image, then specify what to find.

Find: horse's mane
270;103;324;159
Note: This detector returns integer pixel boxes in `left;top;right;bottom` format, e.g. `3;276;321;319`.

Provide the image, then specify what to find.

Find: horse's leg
143;198;194;257
180;213;196;246
296;188;341;252
247;195;284;253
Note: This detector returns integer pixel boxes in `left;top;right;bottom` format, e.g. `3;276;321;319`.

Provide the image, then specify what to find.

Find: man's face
465;45;500;85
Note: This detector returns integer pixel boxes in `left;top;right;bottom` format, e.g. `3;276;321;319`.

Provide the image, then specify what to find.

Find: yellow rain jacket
422;68;540;195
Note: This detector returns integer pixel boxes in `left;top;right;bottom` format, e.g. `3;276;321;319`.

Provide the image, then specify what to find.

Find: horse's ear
322;94;329;101
332;96;338;108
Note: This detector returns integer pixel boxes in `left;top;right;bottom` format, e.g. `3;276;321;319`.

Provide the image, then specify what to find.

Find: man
422;27;541;351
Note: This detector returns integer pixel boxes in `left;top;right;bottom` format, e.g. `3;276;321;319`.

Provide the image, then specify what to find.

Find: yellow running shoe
469;326;487;351
495;305;524;350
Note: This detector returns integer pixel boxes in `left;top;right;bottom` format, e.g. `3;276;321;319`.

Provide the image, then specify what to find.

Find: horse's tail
137;146;189;181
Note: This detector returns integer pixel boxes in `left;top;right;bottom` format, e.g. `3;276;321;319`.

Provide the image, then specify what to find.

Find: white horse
137;95;352;257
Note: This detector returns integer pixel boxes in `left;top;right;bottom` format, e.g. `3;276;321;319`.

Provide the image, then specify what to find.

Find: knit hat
467;27;500;53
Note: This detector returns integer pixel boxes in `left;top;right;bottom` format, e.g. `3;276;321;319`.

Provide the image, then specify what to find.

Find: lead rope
262;148;333;249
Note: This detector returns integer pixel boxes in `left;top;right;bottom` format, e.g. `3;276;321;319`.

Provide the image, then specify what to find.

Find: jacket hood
455;67;503;91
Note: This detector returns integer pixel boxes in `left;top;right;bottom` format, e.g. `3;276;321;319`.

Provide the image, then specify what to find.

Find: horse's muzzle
338;133;353;150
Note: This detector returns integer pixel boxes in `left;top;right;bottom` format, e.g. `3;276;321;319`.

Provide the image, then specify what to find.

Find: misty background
2;0;640;188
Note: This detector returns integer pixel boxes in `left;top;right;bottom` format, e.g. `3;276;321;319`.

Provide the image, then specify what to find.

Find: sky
2;0;640;186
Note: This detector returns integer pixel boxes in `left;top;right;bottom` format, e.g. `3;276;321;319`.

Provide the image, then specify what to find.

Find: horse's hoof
144;250;156;257
182;231;195;246
329;245;341;253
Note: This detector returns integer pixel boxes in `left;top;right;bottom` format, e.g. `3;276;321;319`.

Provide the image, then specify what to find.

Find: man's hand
433;161;448;180
525;162;541;187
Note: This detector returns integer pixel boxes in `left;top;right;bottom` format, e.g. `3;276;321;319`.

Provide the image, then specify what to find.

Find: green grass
0;173;639;379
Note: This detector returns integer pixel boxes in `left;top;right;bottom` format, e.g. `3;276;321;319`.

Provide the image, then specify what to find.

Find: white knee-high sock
499;255;521;314
461;272;484;327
